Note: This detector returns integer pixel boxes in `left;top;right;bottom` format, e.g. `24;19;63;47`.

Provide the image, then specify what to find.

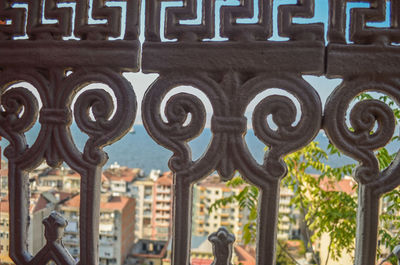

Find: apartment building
59;194;135;265
162;236;214;265
192;175;300;242
35;167;81;192
192;175;247;242
28;191;73;254
0;197;13;264
103;163;143;196
131;176;155;240
152;172;173;240
278;187;299;240
0;168;8;197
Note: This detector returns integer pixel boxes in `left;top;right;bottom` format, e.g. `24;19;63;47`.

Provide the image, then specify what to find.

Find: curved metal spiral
324;78;399;185
74;88;116;165
324;77;400;265
240;75;322;179
66;68;137;167
142;74;220;173
0;85;39;161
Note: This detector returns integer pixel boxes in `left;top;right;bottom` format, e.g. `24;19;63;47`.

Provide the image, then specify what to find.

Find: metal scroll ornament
325;1;400;264
142;1;323;264
0;1;140;264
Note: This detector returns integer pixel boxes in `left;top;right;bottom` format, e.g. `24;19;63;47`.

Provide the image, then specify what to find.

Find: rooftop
33;191;73;213
156;171;173;186
103;167;142;183
61;194;133;211
0;197;9;213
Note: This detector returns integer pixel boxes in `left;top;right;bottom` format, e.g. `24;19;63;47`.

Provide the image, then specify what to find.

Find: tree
210;94;400;264
211;141;357;265
276;241;297;265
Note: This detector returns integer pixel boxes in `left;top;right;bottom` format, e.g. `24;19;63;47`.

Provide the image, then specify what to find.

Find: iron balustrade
0;1;399;265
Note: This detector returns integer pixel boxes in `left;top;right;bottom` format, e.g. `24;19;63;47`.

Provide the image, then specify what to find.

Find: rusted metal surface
0;0;399;265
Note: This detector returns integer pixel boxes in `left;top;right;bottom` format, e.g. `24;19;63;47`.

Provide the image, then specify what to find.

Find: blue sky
10;0;393;126
131;0;390;125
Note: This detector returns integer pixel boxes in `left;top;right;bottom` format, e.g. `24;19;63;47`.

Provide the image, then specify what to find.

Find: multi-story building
192;175;299;242
62;171;81;193
0;197;13;264
103;163;143;196
36;167;81;192
127;239;168;265
28;191;73;255
192;175;247;242
152;172;173;240
278;187;299;240
0;168;8;197
59;193;135;265
131;176;155;240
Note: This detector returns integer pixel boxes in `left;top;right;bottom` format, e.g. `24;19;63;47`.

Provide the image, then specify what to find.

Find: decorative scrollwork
324;77;400;265
0;1;140;264
0;67;136;264
324;78;398;186
0;85;39;160
1;86;38;133
247;75;322;179
142;74;209;172
142;71;322;265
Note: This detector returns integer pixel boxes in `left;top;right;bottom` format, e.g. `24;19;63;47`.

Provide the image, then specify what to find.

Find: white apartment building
103;163;143;197
278;187;299;240
192;175;299;243
192;175;248;242
131;177;155;240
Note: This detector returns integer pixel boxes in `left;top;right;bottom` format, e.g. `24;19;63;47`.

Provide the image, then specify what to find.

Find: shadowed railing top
0;1;400;265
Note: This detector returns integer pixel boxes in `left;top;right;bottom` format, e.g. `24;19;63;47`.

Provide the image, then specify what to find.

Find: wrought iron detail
142;1;324;265
1;0;400;265
0;1;139;265
208;227;235;265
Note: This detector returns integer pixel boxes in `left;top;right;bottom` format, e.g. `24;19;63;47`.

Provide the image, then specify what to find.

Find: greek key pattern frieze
1;0;400;265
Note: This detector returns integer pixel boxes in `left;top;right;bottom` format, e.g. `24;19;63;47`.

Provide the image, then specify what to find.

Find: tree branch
277;241;302;265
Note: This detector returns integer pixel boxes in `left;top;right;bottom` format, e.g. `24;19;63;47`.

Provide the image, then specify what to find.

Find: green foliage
208;176;258;245
209;93;399;264
276;241;297;265
379;189;400;264
210;141;359;264
374;94;400;263
283;142;357;263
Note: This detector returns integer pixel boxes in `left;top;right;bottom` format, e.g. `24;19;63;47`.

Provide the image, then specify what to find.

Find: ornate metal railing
0;1;399;265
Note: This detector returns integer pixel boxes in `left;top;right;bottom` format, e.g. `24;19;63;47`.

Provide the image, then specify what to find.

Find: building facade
0;198;12;264
59;194;135;265
151;172;173;240
131;177;155;240
192;175;247;242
